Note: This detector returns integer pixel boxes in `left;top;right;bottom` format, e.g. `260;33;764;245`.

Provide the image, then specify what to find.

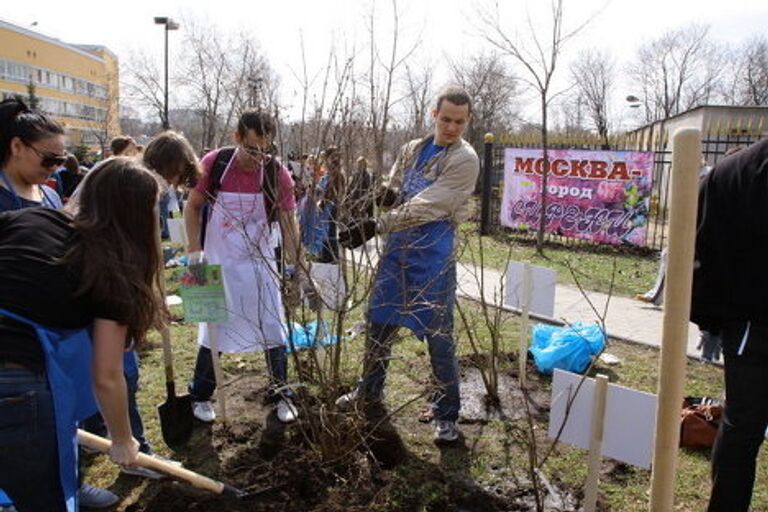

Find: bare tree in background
736;36;768;105
86;70;120;156
569;48;614;146
177;17;276;150
177;20;228;150
401;62;434;140
122;50;166;127
367;0;420;175
122;17;276;151
282;39;361;158
449;51;519;149
289;32;317;156
630;24;725;123
556;92;588;135
478;0;592;254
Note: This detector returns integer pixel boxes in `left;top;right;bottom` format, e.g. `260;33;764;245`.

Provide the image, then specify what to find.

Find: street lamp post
154;16;179;130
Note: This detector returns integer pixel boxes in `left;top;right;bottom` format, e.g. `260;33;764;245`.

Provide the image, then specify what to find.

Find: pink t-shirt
195;149;296;211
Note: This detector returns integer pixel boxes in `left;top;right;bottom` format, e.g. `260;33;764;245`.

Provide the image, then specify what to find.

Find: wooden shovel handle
160;325;176;385
77;430;225;494
156;238;175;386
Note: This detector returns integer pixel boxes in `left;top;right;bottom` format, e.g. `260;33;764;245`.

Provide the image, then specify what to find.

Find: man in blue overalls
338;86;479;443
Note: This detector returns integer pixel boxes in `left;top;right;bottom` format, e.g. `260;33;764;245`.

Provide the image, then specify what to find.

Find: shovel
77;430;245;497
155;222;194;446
157;324;194;447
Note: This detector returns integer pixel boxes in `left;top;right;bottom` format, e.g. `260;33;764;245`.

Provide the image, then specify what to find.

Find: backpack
680;396;723;450
200;147;280;248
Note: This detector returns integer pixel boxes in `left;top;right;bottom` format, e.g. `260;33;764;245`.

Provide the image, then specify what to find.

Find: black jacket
691;137;768;331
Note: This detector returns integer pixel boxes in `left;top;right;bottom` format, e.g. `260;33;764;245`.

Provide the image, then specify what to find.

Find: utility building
0;18;119;152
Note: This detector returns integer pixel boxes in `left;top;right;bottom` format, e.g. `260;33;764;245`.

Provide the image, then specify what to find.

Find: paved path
352;242;704;358
455;261;704;358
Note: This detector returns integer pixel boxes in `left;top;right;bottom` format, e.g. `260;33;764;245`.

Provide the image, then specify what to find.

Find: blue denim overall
369;144;456;336
364;141;460;422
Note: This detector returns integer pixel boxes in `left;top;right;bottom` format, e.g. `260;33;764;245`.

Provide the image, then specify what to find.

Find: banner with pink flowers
500;148;654;246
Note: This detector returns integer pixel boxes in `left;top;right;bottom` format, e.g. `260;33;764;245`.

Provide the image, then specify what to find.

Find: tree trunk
536;97;549;255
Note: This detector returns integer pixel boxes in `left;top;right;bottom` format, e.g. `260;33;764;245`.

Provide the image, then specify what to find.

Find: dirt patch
129;419;513;512
459;367;549;424
457;354;550;424
124;362;583;511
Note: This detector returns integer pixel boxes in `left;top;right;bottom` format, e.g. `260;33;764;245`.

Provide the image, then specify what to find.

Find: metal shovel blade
158;390;194;447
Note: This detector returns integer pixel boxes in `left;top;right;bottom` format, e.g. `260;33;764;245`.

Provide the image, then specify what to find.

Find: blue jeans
642;247;667;305
159;190;170;240
189;346;290;402
359;322;460;422
0;368;66;511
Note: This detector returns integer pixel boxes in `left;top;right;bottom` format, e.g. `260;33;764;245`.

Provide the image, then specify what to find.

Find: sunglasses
25;142;68;168
240;143;268;158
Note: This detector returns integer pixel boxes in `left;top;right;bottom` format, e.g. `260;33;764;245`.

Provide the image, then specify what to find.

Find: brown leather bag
680;397;723;450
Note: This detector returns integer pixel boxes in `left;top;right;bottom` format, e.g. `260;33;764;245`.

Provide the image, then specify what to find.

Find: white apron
198;158;285;352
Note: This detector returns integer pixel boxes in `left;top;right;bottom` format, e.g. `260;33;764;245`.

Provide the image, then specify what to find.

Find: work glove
376;186;399;208
282;265;301;309
282;266;321;311
300;273;323;312
186;250;208;284
338;219;378;249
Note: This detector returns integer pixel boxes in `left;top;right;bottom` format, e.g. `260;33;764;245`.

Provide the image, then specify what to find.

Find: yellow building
0;18;119;151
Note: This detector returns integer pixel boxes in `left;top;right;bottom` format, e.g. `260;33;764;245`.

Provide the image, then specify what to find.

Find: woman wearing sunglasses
0;98;67;212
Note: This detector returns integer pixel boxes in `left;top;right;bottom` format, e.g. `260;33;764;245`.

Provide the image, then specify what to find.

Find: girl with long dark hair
0;156;166;511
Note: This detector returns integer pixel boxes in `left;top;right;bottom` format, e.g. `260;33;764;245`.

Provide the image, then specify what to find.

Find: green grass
78;270;767;512
457;224;660;298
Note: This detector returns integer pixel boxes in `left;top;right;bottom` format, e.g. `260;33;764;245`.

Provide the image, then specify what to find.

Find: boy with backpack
182;110;307;424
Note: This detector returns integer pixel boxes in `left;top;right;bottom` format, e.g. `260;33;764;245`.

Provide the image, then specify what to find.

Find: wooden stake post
519;263;533;386
649;128;701;510
584;374;609;512
208;324;227;421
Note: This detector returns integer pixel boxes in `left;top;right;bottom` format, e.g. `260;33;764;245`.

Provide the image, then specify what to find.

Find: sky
5;0;768;122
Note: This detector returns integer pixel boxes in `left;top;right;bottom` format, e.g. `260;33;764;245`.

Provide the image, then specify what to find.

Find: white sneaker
276;397;299;423
334;388;358;409
78;483;119;508
192;401;216;423
434;420;460;443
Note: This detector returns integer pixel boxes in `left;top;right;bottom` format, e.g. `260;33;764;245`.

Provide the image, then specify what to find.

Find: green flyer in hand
179;264;228;323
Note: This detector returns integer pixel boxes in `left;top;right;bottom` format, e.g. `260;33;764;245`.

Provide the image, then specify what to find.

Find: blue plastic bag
286;320;340;353
529;322;605;375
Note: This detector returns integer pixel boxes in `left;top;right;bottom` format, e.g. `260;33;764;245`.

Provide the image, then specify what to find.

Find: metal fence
479;125;764;251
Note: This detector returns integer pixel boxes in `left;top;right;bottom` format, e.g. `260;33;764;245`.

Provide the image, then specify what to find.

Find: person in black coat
691;136;768;512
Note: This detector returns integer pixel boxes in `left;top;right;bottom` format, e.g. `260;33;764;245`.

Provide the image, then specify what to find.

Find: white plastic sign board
167;218;187;245
504;262;556;317
309;262;346;311
549;369;657;469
